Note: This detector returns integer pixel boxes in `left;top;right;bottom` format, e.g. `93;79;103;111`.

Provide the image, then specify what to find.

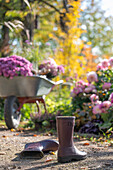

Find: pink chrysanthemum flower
0;55;33;79
39;58;64;78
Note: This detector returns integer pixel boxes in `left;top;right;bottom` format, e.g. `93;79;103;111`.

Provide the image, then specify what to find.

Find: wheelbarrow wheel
4;96;21;129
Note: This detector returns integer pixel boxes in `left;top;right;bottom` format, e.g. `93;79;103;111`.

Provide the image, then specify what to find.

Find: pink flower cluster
71;57;113;123
71;80;89;97
39;58;64;78
92;100;112;114
89;92;113;114
96;57;113;71
0;55;33;79
71;80;113;114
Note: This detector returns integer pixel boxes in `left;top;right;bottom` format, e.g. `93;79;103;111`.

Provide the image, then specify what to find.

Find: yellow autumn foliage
51;0;87;79
82;46;97;73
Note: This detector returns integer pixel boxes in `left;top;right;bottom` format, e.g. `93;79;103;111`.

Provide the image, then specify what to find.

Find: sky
82;0;113;17
101;0;113;16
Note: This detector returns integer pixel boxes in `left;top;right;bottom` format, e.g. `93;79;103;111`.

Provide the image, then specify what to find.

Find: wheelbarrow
0;75;63;129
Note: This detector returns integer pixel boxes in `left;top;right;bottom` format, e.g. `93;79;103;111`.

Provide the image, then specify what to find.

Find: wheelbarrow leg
36;96;48;114
36;100;41;114
41;96;48;114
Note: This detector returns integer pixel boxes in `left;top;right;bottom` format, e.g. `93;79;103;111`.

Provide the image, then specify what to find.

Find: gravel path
0;126;113;170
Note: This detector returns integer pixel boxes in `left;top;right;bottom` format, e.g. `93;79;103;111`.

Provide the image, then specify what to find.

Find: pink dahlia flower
87;71;98;83
99;101;111;113
75;80;88;90
84;84;96;93
109;92;113;101
96;63;102;71
93;104;102;114
101;59;109;69
71;87;83;97
90;94;99;103
102;82;111;90
109;57;113;67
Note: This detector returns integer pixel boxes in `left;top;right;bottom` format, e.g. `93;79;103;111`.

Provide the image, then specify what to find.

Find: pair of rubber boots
21;116;87;163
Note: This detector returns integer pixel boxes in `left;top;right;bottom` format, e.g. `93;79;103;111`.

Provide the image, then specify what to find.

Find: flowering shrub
38;58;64;79
0;55;33;79
71;57;113;130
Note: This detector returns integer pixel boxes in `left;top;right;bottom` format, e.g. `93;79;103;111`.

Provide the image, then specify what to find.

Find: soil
0;125;113;170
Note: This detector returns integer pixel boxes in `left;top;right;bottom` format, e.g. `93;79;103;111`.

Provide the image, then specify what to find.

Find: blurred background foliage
1;0;113;77
81;0;113;56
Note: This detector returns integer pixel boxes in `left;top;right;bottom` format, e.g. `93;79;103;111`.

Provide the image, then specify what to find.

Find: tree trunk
60;0;69;33
21;13;35;42
0;25;10;57
20;0;35;44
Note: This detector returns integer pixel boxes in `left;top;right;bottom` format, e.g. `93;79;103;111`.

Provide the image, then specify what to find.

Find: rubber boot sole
58;155;87;163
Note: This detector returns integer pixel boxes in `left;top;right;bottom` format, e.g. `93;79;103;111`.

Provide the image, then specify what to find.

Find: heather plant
71;57;113;130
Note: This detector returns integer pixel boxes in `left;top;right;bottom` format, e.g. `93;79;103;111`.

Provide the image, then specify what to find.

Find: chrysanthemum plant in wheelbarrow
0;55;64;129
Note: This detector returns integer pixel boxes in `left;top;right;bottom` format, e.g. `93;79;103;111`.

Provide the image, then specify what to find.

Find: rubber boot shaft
20;139;59;159
57;116;75;147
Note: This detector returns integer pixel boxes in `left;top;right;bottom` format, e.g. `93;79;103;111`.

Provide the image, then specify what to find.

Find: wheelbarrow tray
0;75;59;97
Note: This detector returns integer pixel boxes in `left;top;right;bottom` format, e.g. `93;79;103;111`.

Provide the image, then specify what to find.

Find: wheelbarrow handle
55;80;64;85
